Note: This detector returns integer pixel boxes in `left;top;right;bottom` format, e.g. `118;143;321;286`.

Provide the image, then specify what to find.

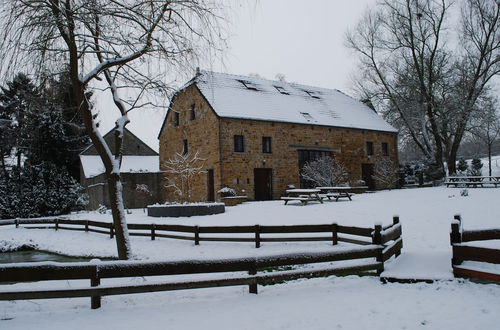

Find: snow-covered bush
0;162;87;219
218;187;236;197
373;156;399;189
301;156;349;187
456;158;468;175
164;150;206;203
468;158;483;176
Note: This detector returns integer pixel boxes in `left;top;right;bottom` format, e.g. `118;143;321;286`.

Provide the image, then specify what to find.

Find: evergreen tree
469;158;483;176
0;73;40;168
456;158;469;174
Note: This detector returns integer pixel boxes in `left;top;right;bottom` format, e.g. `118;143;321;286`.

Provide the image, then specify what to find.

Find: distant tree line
0;73;90;218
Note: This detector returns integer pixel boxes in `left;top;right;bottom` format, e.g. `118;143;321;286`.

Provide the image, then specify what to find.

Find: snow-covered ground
1;187;500;329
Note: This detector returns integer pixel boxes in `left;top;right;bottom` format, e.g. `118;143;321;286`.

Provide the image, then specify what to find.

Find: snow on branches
373;156;398;189
301;156;349;187
164;150;206;203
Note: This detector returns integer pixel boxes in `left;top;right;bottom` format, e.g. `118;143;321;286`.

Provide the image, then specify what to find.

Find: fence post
373;224;382;245
15;219;19;228
331;223;338;245
248;260;258;294
109;223;114;239
393;216;399;226
255;225;261;248
90;266;101;309
55;219;59;231
85;220;89;232
450;221;462;244
151;224;156;241
194;226;200;246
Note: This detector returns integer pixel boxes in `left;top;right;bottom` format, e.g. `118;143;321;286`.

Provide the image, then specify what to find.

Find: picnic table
281;189;323;205
316;186;358;201
445;176;500;188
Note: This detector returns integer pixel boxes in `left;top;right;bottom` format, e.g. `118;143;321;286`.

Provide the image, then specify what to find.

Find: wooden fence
0;217;403;309
450;215;500;282
0;247;390;309
0;216;402;249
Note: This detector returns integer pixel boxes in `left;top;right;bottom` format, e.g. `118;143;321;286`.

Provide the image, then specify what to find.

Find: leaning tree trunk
107;172;132;259
73;78;132;260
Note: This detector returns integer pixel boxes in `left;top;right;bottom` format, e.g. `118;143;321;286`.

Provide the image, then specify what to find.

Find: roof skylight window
300;112;314;122
237;79;258;91
274;86;290;95
304;90;320;99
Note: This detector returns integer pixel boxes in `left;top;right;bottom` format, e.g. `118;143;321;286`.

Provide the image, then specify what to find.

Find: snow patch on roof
80;155;159;179
195;71;397;133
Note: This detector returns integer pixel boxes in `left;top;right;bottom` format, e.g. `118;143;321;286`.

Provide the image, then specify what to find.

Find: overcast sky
98;0;377;150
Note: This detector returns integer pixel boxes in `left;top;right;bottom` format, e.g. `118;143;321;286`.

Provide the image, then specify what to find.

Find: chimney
195;67;200;76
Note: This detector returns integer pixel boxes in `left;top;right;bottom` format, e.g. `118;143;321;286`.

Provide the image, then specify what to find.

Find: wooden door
362;163;375;190
254;168;273;200
207;169;215;202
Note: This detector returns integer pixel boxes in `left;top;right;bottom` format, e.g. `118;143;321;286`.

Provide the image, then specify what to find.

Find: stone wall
218;118;398;199
84;172;163;210
159;85;221;202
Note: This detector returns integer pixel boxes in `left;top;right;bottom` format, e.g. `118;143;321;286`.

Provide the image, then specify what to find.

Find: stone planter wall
147;203;225;217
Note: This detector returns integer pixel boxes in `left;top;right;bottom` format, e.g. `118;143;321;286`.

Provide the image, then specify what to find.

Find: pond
0;250;108;264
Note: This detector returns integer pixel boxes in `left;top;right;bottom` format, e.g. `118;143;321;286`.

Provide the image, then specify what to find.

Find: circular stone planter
147;203;225;217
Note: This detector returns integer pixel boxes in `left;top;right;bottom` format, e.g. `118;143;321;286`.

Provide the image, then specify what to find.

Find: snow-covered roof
193;71;397;133
80;155;160;179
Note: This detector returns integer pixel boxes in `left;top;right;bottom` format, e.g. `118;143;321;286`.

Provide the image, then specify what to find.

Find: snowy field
1;187;500;329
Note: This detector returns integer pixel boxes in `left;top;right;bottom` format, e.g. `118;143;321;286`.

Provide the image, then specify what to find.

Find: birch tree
0;0;226;259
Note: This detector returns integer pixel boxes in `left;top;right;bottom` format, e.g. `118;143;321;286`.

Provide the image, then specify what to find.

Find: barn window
190;104;196;121
300;112;314;122
173;112;180;127
382;142;389;156
274;86;289;95
234;135;244;152
366;141;374;156
262;136;272;153
183;139;188;155
304;90;320;99
237;80;258;91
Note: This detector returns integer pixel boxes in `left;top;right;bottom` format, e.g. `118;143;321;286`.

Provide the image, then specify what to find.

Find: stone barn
158;71;398;202
80;128;162;210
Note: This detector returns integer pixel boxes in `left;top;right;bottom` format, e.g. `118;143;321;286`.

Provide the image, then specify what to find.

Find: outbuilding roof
80;155;159;179
189;71;397;133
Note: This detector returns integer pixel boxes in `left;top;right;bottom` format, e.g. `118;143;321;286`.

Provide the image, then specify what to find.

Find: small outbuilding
80;127;162;210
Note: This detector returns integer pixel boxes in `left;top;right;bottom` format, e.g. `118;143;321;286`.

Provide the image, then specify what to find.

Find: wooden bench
280;197;316;205
445;181;484;188
446;176;500;188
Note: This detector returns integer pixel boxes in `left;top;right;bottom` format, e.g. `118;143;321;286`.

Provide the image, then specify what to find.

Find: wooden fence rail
0;247;384;309
0;216;403;309
0;216;402;249
450;215;500;282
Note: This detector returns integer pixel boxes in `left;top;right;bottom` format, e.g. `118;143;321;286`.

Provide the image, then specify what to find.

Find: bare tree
373;156;399;189
468;95;500;176
346;0;500;175
301;156;349;187
164;150;206;203
0;0;226;259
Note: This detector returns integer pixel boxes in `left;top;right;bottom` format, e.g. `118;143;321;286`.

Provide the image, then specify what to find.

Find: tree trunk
446;149;457;176
107;172;132;259
73;79;132;260
488;143;492;177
